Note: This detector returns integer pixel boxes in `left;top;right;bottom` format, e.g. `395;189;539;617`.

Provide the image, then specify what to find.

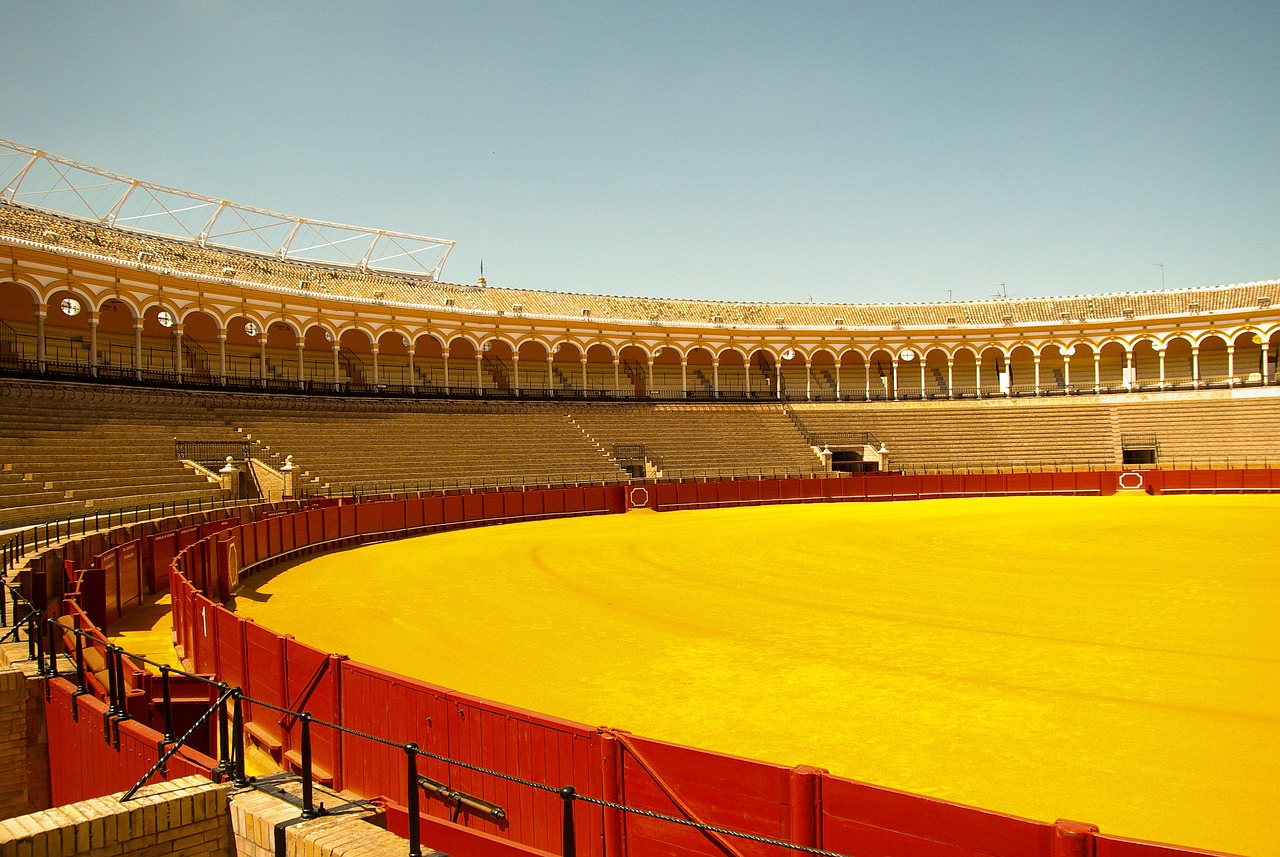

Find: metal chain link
573;793;854;857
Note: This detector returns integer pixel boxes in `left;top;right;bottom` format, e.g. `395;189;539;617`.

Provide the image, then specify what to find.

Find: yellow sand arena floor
227;494;1279;857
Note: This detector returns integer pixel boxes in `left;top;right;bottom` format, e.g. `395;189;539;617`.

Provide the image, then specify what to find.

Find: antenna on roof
992;283;1010;299
478;258;486;287
1154;262;1165;289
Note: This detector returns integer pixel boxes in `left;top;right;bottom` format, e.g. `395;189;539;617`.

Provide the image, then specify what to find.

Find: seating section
212;398;629;492
5;377;1280;528
1109;393;1280;467
0;383;234;528
793;390;1280;471
569;403;826;478
793;399;1116;470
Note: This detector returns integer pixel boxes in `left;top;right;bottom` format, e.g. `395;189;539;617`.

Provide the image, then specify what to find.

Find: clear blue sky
4;2;1278;303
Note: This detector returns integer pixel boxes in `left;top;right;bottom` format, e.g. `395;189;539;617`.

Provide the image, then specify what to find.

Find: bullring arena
1;140;1277;857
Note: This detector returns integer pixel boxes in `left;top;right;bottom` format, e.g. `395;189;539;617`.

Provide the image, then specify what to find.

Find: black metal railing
174;439;253;464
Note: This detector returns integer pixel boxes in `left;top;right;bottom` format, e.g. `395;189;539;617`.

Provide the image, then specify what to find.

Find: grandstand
2;140;1279;857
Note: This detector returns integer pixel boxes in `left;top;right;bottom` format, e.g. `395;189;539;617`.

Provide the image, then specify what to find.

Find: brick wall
0;775;232;857
0;656;50;820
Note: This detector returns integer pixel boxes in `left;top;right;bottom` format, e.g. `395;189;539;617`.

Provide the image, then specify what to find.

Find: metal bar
300;713;316;818
160;664;175;744
406;744;421;857
560;786;577;857
232;691;247;785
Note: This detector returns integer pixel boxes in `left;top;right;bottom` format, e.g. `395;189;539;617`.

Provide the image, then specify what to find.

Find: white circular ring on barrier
629;486;650;507
1118;471;1144;490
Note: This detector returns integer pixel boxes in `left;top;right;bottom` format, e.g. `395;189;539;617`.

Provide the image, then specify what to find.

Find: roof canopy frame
0;138;456;280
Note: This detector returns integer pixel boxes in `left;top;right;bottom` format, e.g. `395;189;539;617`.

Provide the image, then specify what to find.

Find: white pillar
919;360;926;398
892;358;900;400
680;359;688;396
581;356;589;393
864;361;871;400
1093;352;1101;394
442;348;451;389
475;353;483;392
975;356;983;397
174;328;184;383
332;343;341;391
647;359;654;398
1063;353;1071;392
1033;355;1041;396
133;320;143;379
712;359;720;397
297;340;306;389
613;358;621;396
512;354;521;392
947;358;954;399
259;336;268;385
1124;349;1133;391
372;345;381;387
1158;348;1166;390
805;359;812;401
835;362;842;400
218;331;227;384
546;355;554;391
1192;346;1200;389
87;313;98;378
1227;345;1236;387
407;347;416;391
35;308;46;371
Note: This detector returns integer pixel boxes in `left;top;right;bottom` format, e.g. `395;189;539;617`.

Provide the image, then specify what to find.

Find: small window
157;310;174;328
60;298;82;317
244;321;259;337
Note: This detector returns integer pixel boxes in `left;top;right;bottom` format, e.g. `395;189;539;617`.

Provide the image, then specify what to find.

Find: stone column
297;339;306;389
512;354;521;393
174;327;184;383
133;320;144;380
1033;355;1041;396
332;343;341;391
259;336;268;386
1192;346;1200;389
35;307;46;372
218;330;227;385
613;358;621;396
474;353;483;392
835;362;841;400
680;358;688;396
647;358;654;398
947;358;954;399
1124;348;1133;391
712;359;720;397
87;310;98;373
975;356;983;397
805;359;812;401
442;347;451;390
581;356;589;393
1158;348;1166;391
892;357;900;400
372;345;381;387
546;354;554;391
1063;352;1072;392
1227;344;1235;387
864;362;871;400
1093;352;1101;394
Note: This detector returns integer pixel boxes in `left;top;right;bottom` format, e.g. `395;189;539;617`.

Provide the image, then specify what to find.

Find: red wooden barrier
821;774;1053;857
282;640;344;787
45;679;215;807
614;733;795;857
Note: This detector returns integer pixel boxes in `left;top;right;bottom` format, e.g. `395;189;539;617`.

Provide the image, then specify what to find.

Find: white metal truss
0;139;456;280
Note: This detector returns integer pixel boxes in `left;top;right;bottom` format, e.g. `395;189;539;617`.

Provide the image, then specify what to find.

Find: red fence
46;474;1264;857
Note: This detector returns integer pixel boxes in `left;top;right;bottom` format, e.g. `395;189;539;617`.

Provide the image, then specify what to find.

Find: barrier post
405;743;421;857
45;618;59;680
560;786;577;857
1052;819;1098;857
31;610;43;672
232;690;248;785
160;664;175;744
300;713;316;818
217;682;231;779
